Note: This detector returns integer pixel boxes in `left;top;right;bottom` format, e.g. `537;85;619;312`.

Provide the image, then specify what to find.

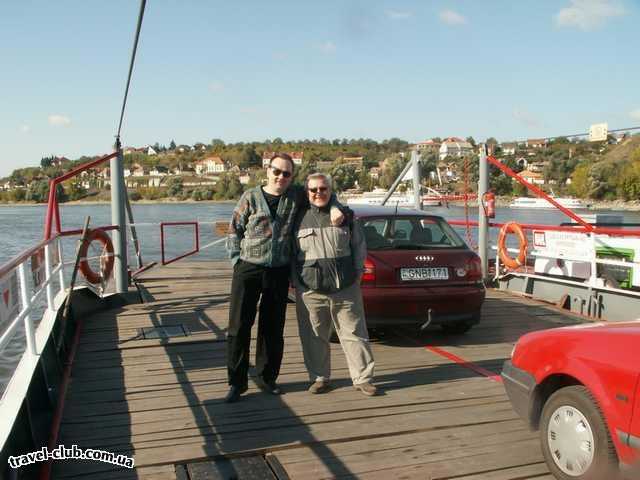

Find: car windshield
359;216;467;251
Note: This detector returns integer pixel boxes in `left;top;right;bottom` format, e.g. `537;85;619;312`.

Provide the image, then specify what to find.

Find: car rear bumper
362;284;485;325
501;360;537;430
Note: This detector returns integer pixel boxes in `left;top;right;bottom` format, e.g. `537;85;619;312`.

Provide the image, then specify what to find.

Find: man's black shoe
256;378;282;395
224;385;247;403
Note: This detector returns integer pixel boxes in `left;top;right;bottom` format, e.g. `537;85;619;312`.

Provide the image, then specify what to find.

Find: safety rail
0;236;67;452
448;220;640;312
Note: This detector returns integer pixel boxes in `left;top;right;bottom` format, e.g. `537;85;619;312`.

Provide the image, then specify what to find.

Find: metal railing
0;235;68;451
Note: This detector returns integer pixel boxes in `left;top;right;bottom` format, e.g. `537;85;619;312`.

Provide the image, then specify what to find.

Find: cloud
48;114;71;127
20;125;30;134
318;41;336;54
630;109;640;121
439;10;467;26
386;10;412;20
554;0;625;31
512;109;543;129
208;82;225;93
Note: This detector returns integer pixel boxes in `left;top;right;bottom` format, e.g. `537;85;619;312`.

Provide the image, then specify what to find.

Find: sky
1;0;639;177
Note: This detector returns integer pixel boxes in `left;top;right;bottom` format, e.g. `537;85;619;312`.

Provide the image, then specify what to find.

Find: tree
40;156;54;168
166;177;184;197
65;181;87;201
465;137;476;147
238;146;260;169
25;180;50;203
169;140;176;150
330;164;357;192
211;139;225;148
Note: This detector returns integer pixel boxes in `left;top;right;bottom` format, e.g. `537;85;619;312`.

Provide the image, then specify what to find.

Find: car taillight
465;256;482;281
361;257;376;285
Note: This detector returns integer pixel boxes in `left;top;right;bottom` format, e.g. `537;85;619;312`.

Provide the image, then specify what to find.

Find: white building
439;137;474;160
195;156;226;175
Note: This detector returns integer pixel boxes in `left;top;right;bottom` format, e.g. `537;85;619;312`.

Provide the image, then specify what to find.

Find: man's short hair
305;172;332;189
269;152;294;172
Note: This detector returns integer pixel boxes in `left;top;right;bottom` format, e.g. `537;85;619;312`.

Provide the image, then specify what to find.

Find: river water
1;201;639;399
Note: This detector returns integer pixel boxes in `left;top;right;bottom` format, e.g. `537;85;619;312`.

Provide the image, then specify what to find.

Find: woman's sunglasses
269;166;292;178
308;187;328;194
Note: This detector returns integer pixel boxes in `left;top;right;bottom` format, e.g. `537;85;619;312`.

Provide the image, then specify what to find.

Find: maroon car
355;205;485;334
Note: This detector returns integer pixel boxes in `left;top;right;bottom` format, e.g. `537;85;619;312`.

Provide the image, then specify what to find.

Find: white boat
509;196;590;210
347;188;441;207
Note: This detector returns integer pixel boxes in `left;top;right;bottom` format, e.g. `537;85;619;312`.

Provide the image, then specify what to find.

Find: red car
355;206;485;334
502;321;640;479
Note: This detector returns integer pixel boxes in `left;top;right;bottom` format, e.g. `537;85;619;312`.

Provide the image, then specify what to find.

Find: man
292;173;377;396
225;154;344;403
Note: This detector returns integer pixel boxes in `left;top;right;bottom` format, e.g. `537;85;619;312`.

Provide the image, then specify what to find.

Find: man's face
307;177;330;207
267;157;293;194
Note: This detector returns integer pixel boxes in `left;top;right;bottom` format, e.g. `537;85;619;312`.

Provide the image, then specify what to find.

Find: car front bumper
501;360;538;430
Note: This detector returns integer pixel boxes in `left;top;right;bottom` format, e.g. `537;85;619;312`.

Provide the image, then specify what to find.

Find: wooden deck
54;260;585;479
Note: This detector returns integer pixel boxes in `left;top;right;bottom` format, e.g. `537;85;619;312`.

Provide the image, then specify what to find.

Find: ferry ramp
52;260;584;479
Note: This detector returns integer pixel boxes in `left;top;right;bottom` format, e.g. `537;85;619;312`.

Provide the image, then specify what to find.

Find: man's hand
329;206;345;226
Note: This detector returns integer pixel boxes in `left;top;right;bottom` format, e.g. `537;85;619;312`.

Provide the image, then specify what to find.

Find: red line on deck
425;346;503;383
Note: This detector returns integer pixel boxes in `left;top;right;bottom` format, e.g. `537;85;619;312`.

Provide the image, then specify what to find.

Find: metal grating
139;325;188;339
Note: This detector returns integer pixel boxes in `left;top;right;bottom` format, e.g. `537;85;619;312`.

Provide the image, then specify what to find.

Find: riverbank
1;197;639;211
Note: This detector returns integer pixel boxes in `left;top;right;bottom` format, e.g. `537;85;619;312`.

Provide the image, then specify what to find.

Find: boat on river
509;196;590;210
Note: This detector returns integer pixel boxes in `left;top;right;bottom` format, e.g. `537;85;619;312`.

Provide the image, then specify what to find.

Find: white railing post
589;233;598;287
17;263;37;356
57;239;66;291
44;243;54;311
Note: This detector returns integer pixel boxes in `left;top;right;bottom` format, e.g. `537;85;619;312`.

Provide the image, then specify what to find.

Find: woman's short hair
305;172;332;189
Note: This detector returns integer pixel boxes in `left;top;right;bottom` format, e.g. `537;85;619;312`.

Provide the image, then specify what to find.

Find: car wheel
540;385;618;480
440;321;473;334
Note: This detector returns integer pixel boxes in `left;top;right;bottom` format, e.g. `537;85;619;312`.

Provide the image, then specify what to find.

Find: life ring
78;229;114;284
498;222;528;270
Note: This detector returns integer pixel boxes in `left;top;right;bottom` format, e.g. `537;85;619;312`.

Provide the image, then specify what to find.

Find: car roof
350;204;444;220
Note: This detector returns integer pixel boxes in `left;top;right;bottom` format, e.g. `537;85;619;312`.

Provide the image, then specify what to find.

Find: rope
116;0;147;138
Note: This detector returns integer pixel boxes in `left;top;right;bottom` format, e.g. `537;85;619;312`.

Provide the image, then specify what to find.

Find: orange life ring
78;229;115;284
498;222;528;270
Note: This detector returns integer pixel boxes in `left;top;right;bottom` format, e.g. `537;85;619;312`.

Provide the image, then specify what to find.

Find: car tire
539;385;618;480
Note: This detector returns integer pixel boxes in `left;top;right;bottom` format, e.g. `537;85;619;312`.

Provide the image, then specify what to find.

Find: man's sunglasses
269;166;292;178
308;187;328;194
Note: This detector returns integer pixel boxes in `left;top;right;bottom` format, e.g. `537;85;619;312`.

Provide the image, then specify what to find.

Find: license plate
400;267;449;281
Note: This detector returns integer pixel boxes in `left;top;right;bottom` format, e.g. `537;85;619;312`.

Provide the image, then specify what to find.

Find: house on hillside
150;165;168;177
262;151;304;167
340;156;364;169
518;168;544;185
369;167;381;179
195;156;226;175
501;143;517;155
526;138;548;149
414;139;441;153
51;156;69;167
439;138;473;160
128;164;146;177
